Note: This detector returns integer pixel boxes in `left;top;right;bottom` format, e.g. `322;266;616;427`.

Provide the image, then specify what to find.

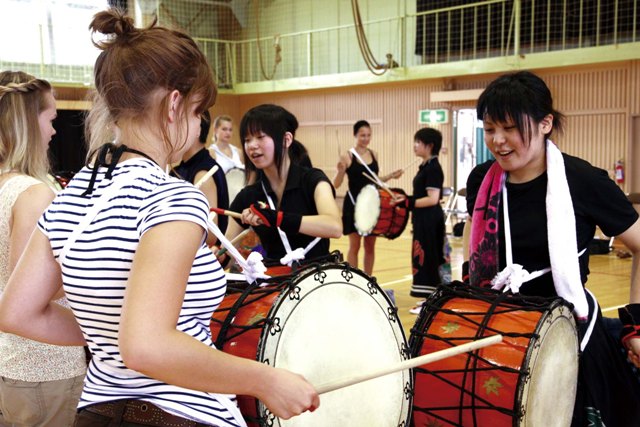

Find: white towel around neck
546;140;589;320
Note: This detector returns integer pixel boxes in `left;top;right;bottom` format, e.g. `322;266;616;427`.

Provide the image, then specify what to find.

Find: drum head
226;167;246;203
354;184;381;236
257;264;411;426
518;303;578;426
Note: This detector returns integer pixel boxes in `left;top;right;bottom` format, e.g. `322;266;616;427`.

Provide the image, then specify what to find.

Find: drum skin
409;284;578;427
354;184;410;239
211;263;412;427
226;167;246;203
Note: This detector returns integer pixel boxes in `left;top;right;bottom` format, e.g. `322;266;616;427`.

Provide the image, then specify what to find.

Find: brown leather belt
83;399;211;427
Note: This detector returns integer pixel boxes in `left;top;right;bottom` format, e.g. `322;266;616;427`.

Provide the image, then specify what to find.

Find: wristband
249;203;301;234
405;195;416;210
278;211;302;234
249;203;277;227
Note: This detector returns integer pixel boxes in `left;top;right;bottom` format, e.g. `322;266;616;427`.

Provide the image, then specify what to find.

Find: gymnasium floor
329;228;635;336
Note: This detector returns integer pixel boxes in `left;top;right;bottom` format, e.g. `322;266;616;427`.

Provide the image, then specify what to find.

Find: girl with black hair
401;128;447;303
465;70;640;426
227;104;342;266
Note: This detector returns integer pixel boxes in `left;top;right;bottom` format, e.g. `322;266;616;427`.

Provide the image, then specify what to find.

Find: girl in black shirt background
228;104;342;265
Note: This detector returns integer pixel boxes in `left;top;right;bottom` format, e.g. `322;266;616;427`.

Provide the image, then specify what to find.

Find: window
0;0;109;67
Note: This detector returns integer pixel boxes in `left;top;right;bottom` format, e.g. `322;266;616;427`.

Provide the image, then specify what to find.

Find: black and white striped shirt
38;159;244;426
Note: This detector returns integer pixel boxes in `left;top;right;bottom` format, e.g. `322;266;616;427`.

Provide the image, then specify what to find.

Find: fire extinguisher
615;160;625;184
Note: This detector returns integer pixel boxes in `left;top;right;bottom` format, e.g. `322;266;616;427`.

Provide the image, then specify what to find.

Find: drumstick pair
211;202;270;220
215;228;252;257
402;158;421;171
211;206;243;219
361;172;402;201
314;334;502;395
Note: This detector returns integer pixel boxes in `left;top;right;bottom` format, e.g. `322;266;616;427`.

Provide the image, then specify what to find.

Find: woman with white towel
465;70;640;426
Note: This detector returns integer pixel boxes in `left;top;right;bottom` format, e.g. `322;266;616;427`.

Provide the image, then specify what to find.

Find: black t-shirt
172;148;229;233
230;163;335;261
466;154;638;297
413;157;444;204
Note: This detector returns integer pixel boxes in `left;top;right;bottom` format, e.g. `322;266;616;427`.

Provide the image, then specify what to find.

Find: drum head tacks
257;264;412;427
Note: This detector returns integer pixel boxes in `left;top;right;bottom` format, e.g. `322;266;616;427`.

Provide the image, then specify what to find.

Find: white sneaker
409;300;425;315
409;305;421;315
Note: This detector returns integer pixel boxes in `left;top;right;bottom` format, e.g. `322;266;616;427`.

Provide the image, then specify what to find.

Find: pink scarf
468;161;505;288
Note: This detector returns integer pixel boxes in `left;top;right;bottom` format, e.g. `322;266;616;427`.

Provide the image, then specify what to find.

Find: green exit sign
418;109;449;124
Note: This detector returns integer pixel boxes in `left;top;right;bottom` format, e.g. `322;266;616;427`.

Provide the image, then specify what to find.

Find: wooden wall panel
544;65;628;112
631;60;640;115
213;62;640;196
562;113;627;176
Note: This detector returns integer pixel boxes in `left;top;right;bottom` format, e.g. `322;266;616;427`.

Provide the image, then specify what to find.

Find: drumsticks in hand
402;158;421;172
315;334;503;395
361;172;401;201
215;228;252;256
210;207;243;219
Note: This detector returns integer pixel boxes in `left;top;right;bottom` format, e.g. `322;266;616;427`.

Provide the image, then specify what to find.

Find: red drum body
354;184;409;239
211;263;412;427
235;229;264;261
409;284;578;427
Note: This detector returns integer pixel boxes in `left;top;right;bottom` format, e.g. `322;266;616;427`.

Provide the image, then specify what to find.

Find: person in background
212;114;247;203
333;120;403;275
211;114;244;173
0;70;86;427
227;104;342;266
399;128;447;313
465;70;640;426
172;110;230;237
0;10;318;427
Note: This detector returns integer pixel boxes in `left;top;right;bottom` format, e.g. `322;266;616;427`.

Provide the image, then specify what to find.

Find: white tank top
211;144;244;173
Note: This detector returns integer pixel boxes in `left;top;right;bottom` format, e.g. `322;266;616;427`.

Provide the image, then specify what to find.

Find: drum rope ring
416;285;524;422
450;286;523;424
213;281;286;349
410;282;577;426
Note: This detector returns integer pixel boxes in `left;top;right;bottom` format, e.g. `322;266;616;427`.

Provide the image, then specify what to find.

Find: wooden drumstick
315;334;503;395
194;165;220;189
361;172;397;200
210;206;243;219
402;158;421;171
216;228;252;256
